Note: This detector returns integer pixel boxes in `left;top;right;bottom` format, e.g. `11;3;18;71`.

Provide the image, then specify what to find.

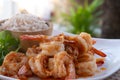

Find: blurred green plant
62;0;104;36
0;31;20;65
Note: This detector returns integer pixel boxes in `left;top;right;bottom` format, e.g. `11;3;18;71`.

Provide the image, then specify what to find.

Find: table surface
104;69;120;80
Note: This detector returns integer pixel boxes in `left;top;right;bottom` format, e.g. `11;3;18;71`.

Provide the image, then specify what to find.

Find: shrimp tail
92;47;106;57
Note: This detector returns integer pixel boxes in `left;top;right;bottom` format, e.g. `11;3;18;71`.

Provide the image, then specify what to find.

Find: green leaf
0;30;19;65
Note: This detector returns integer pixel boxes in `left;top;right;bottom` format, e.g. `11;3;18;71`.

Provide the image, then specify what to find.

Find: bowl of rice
0;13;53;52
0;13;53;38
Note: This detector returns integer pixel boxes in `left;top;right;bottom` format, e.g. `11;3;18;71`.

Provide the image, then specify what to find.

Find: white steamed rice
1;14;49;32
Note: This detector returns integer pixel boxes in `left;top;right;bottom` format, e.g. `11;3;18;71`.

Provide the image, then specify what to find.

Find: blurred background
0;0;120;38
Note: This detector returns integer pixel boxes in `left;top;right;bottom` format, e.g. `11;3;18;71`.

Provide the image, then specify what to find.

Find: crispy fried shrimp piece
20;34;64;43
64;35;89;62
21;34;89;55
26;40;64;57
53;51;76;79
40;41;64;56
29;51;76;79
80;32;93;50
65;44;79;62
75;52;97;76
80;32;106;57
64;35;88;55
20;35;50;42
77;52;94;62
0;52;30;77
26;46;42;58
29;54;52;78
23;34;64;57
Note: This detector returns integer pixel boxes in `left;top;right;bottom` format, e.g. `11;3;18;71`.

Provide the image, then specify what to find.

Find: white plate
0;30;120;80
77;38;120;80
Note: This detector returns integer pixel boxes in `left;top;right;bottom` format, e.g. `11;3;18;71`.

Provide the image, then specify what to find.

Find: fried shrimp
29;53;52;78
80;32;93;50
29;51;76;79
26;40;64;58
26;46;42;58
22;34;64;57
64;35;89;63
76;52;97;76
0;52;31;77
20;35;50;42
64;35;88;55
0;32;107;79
40;41;64;56
20;33;64;43
53;51;76;79
77;52;94;62
80;32;106;57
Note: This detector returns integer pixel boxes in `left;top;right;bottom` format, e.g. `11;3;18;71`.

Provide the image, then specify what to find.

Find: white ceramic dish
0;30;120;80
